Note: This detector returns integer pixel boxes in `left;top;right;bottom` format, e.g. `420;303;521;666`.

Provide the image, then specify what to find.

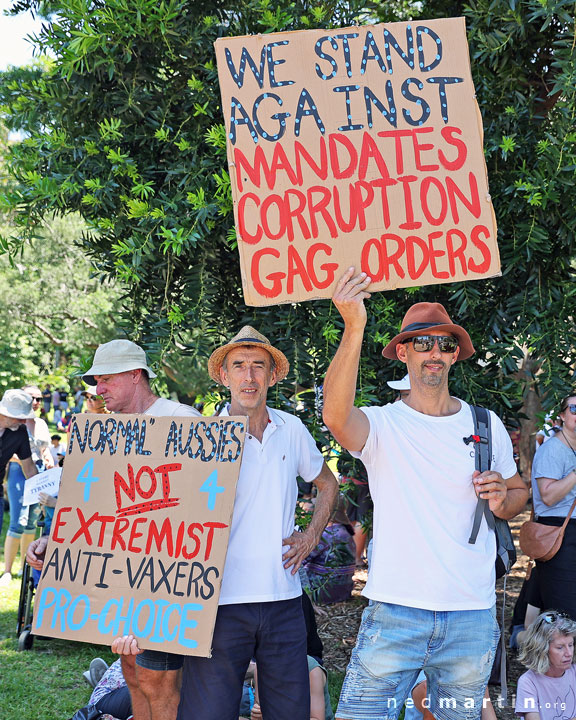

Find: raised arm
322;268;371;453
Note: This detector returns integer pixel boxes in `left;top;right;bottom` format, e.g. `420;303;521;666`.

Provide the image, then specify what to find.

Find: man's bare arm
282;462;338;574
21;456;38;479
322;268;371;453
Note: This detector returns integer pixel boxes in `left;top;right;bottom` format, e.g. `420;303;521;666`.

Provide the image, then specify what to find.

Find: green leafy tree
0;210;123;390
0;0;574;474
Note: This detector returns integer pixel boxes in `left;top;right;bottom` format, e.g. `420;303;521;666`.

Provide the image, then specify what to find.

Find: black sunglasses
542;611;570;624
561;404;576;415
31;396;42;402
404;335;459;353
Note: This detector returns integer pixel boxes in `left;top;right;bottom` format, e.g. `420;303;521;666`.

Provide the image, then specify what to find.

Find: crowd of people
1;269;575;720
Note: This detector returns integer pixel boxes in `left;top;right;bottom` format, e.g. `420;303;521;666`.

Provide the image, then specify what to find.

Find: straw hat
382;302;475;361
0;389;36;419
83;340;157;385
208;326;289;384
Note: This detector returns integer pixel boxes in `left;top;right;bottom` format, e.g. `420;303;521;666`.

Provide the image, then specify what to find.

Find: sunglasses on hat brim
402;335;459;353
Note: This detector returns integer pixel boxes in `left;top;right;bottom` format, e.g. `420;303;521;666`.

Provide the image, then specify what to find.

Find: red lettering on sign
468;225;492;273
70;509;99;545
251;243;339;298
114;463;182;517
52;507;72;544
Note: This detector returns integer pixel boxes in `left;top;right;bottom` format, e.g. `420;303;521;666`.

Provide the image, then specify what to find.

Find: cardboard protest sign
23;467;62;506
215;18;500;306
32;413;246;657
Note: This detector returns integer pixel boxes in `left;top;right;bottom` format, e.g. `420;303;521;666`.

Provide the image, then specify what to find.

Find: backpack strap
466;404;511;704
467;405;493;544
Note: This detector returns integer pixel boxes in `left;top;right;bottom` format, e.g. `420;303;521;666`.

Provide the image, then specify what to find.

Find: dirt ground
317;508;533;719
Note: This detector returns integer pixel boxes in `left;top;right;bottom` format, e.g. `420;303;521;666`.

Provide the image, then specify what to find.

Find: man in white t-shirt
27;339;201;720
322;269;528;720
172;326;337;720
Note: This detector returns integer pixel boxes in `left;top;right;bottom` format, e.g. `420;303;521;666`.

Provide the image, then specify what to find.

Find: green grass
0;507;116;719
327;670;345;711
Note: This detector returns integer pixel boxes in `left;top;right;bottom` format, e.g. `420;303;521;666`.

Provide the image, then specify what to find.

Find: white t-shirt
218;406;324;605
49;443;66;465
144;397;201;418
353;399;518;611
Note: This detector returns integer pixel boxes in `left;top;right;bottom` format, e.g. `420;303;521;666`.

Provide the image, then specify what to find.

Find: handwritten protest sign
32;413;246;657
215;18;500;306
23;467;62;506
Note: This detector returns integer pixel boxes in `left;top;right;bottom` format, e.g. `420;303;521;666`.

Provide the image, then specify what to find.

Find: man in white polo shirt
322;269;528;720
173;326;338;720
27;339;201;720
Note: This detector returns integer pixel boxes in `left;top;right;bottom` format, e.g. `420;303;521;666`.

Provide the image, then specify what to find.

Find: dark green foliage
0;0;574;430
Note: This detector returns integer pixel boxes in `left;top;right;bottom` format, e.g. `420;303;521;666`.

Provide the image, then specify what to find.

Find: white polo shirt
218;405;324;605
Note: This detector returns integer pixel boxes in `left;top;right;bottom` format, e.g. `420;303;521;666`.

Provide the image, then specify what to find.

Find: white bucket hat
386;374;411;391
0;389;36;419
82;339;157;385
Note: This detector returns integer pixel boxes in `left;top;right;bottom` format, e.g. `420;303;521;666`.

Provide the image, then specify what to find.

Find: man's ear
451;346;460;364
267;365;278;389
219;366;229;388
396;342;408;364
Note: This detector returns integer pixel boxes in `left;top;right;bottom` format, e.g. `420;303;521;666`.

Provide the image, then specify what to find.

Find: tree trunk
518;353;542;485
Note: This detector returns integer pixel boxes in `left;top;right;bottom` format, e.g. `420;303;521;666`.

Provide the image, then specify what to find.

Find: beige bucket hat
0;389;36;419
208;326;289;384
83;339;157;385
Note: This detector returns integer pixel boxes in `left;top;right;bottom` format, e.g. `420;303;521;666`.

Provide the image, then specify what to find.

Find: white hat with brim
83;339;157;386
208;326;289;384
0;389;36;419
387;374;411;391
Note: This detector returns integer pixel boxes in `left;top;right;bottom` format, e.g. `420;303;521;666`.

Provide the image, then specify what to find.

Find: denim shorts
7;462;40;537
136;649;183;671
337;601;500;720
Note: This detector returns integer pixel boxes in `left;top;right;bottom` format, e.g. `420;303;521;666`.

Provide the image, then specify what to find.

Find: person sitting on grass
71;658;132;720
515;610;576;719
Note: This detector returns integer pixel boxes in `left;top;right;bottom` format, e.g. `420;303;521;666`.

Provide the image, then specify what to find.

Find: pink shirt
515;664;576;719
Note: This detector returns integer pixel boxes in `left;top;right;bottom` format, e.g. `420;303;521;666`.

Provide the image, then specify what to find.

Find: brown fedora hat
382;302;475;361
208;325;290;384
